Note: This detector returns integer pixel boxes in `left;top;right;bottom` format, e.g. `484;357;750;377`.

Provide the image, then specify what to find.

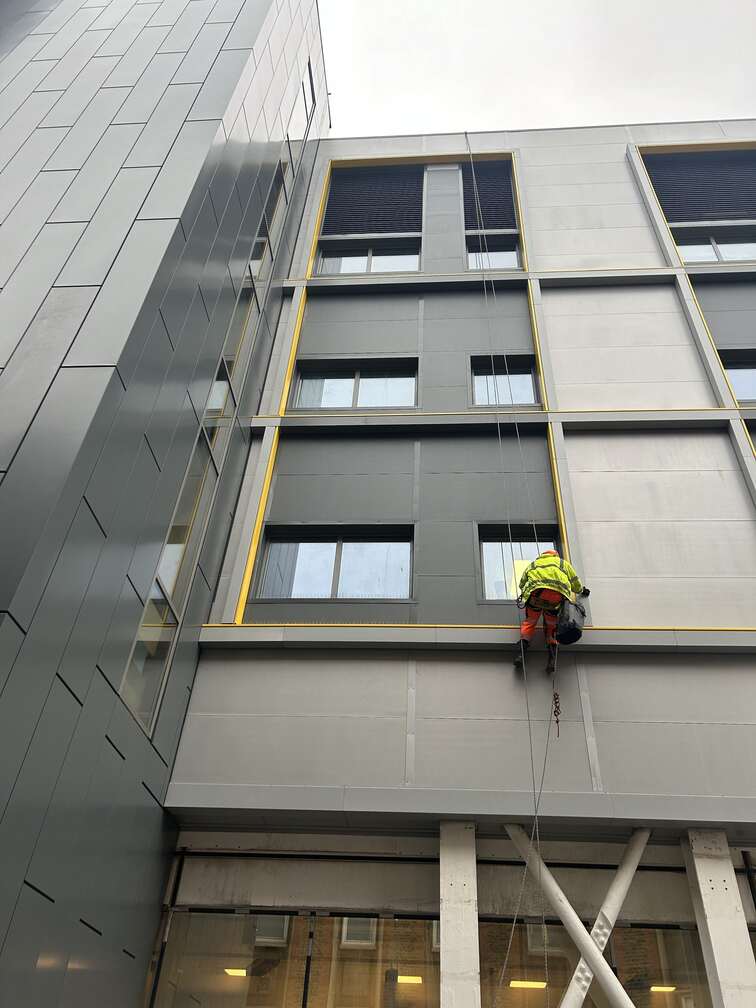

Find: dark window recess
257;527;413;600
720;349;756;402
321;165;424;236
462;159;516;230
471;355;538;406
644;149;756;223
479;525;559;601
674;225;756;264
467;233;520;270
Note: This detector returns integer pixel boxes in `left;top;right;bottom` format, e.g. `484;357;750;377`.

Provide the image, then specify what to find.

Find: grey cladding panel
124;82;202;167
34;30;112;91
160;0;215;51
40;55;120;128
139;118;222;220
172;19;230;83
0;170;77;286
0;884;70;1007
694;280;756;350
0;127;69;224
104;24;172;86
112;50;184;124
0;91;61;172
187;45;252;120
0;286;99;470
44;86;131;170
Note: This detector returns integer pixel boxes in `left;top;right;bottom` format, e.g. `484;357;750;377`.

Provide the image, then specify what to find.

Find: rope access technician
514;549;590;674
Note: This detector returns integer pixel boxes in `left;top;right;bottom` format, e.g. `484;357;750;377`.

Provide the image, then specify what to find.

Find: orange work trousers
520;589;563;646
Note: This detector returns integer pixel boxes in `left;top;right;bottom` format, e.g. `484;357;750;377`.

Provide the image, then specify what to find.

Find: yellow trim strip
546;425;570;563
205;621;756;632
527;283;549;410
233;427;280;624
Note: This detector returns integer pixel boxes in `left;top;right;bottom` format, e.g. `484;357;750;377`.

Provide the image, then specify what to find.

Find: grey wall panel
56;167;159;285
48;122;144;223
97;1;159;57
43;86;130;170
187;44;252;122
0;58;58;127
36;29;112;90
0;222;86;368
124;81;201;167
0;613;24;696
0;674;80;944
0;126;69;223
160;0;216;52
542;285;716;409
63;218;182;372
0;369;115;625
0;884;70;1008
0;287;98;471
138;118;222;219
33;7;101;59
694;279;756;350
0;499;103;818
111;49;183;123
566;430;756;626
172;18;229;83
104;24;172;86
422;165;465;274
40;55;120;128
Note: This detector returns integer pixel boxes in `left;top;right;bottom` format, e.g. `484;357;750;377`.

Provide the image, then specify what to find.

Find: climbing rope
464;134;558;1005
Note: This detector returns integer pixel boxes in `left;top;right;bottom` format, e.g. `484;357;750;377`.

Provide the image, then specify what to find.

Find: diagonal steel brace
559;828;650;1007
505;825;639;1008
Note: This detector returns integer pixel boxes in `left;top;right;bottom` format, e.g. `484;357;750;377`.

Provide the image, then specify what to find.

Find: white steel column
439;822;481;1008
682;829;756;1008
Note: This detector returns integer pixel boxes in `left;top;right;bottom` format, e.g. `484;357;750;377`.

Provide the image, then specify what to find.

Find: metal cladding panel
566;430;756;627
693;279;756;350
0;0;325;999
322;164;424;235
541;284;716;409
461;159;516;230
644;148;756;222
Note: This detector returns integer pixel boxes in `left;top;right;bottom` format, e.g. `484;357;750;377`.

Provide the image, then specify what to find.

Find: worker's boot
513;639;529;673
545;644;557;676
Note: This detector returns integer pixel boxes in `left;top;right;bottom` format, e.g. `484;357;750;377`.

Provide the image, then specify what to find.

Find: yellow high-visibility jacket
519;553;583;604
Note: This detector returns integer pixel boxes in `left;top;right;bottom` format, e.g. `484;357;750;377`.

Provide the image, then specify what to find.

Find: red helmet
542;549;559;557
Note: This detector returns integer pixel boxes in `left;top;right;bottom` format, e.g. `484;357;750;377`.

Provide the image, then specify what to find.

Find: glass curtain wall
479;921;711;1008
153;914;440;1008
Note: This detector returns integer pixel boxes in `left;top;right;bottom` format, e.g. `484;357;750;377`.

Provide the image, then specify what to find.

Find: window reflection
726;364;756;401
154;915;440;1008
120;584;177;731
472;356;537;406
479;529;557;600
338;541;411;599
479;921;711;1007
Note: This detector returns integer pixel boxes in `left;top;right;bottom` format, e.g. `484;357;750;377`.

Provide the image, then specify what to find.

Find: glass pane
479;921;711;1008
473;368;536;406
297;374;354;408
154;912;309;1008
468;248;519;269
249;238;269;277
718;242;756;261
260;540;337;598
370;252;420;273
727;365;756;401
610;927;712;1007
678;243;717;262
481;538;554;600
157;436;215;607
120;585;177;730
308;918;439;1008
357;374;416;407
224;283;258;377
319;253;369;274
338;541;411;598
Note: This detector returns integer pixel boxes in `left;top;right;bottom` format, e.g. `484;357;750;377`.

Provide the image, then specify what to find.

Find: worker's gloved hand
580;587;591;597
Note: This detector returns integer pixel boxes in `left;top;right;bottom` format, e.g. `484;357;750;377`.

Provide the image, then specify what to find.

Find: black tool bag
555;599;586;645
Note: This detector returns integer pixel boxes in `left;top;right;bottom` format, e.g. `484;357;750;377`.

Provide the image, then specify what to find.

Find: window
318;240;420;275
258;529;413;600
341;918;378;948
295;362;417;409
674;227;756;264
479;526;558;600
721;351;756;402
467;234;520;270
156;434;216;609
120;583;177;730
255;916;290;947
472;355;537;406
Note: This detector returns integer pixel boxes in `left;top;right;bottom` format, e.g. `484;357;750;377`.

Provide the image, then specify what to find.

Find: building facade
2;5;756;1008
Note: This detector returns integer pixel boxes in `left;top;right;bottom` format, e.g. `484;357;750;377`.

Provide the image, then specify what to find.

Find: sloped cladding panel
321;164;424;235
461;159;516;230
643;149;756;222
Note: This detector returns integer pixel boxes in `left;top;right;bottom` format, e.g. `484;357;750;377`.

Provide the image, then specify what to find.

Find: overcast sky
317;0;756;138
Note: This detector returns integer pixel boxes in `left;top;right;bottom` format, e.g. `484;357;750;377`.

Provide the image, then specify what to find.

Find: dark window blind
462;159;516;230
322;165;424;235
644;149;756;223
